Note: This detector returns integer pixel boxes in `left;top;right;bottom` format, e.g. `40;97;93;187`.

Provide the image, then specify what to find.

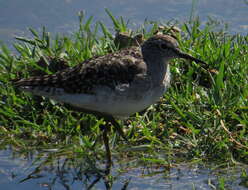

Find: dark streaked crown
141;35;181;60
144;35;179;49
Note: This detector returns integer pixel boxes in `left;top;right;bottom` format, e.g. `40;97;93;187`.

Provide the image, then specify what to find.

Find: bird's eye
160;43;168;50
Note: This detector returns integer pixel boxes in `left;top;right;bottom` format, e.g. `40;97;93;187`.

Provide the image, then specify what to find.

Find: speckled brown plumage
14;46;145;94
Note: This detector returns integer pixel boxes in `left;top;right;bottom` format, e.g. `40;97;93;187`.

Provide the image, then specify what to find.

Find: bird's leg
101;123;112;172
105;116;128;142
64;105;127;141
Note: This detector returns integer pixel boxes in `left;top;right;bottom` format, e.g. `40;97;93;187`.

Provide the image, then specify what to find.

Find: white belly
52;85;166;118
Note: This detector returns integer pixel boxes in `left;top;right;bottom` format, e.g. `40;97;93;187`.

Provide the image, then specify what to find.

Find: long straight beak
174;48;208;68
178;51;206;64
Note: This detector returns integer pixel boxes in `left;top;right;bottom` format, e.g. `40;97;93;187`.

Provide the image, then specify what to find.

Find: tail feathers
14;74;56;87
13;75;65;97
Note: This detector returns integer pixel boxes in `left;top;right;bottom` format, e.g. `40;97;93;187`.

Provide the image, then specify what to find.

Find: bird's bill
174;48;208;66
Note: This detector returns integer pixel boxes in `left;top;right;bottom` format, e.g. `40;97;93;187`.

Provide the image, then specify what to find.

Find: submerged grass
0;10;247;167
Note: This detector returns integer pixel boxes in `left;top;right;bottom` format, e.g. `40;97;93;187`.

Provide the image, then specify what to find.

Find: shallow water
0;0;247;47
0;1;248;189
0;148;247;190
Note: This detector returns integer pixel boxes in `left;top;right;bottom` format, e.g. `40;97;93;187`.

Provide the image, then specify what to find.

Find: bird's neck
145;58;170;85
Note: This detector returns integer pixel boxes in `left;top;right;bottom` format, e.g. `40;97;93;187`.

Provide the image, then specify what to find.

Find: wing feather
14;47;146;95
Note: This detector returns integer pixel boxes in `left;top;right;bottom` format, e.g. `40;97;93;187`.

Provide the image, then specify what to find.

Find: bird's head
141;35;207;66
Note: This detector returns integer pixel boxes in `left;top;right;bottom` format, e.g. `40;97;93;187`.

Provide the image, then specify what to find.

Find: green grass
0;9;247;167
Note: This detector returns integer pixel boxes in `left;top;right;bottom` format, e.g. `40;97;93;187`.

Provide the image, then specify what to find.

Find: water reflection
0;148;123;190
0;148;248;190
19;156;114;189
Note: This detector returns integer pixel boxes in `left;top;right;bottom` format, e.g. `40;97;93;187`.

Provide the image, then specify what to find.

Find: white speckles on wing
115;83;130;92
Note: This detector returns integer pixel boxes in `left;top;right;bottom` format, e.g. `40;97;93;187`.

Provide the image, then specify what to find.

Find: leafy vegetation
0;9;247;169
